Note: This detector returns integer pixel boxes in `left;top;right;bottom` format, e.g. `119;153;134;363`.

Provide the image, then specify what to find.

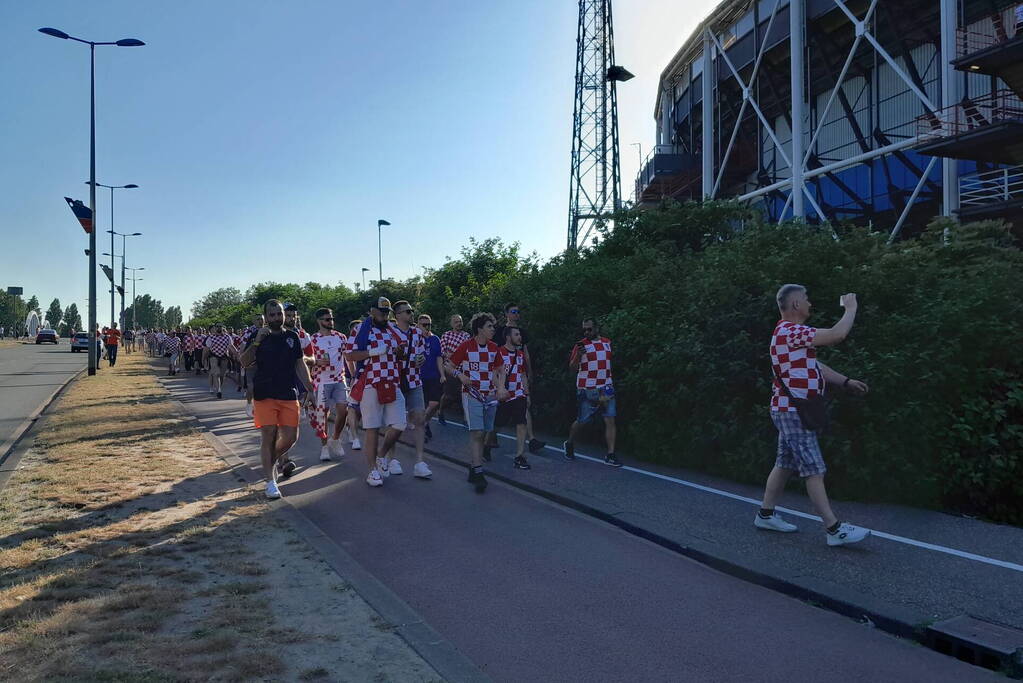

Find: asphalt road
164;370;994;682
0;341;84;455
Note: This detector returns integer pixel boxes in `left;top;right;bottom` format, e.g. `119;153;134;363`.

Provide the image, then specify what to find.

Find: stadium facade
636;0;1023;237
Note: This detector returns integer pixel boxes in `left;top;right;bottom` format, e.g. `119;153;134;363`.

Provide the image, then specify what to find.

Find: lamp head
130;232;142;236
115;38;145;47
39;27;70;40
124;184;139;189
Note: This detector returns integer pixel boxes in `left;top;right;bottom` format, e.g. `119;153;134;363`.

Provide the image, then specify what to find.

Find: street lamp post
40;27;144;376
125;267;144;329
377;219;390;282
361;267;369;290
90;182;139;327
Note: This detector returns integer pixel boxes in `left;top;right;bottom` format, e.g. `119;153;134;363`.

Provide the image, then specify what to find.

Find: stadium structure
635;0;1023;238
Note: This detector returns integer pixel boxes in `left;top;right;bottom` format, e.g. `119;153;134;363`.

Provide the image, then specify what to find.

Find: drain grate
927;615;1023;678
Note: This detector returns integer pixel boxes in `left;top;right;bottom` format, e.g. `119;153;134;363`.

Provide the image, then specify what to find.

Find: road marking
435;418;1023;574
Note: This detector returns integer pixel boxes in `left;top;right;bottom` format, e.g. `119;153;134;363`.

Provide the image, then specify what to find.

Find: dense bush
188;204;1023;524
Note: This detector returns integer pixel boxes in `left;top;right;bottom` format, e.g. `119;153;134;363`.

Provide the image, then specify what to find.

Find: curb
410;432;1018;678
165;392;489;683
0;366;86;489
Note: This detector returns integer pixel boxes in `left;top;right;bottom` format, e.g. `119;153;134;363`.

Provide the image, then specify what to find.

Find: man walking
754;285;871;546
103;323;122;367
241;299;314;500
438;314;470;425
563;318;621;467
418;314;445;441
164;331;181;376
346;297;408;488
447;313;508;493
491;326;531;470
383;300;432;478
493;303;545;454
204;323;237;399
307;307;349;462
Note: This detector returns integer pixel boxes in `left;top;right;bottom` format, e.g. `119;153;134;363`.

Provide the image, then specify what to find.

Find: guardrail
916;89;1023;140
957;11;1022;57
960;164;1023;207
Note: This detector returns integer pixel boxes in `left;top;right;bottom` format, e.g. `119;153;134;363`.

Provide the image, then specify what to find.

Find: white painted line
434;418;1023;574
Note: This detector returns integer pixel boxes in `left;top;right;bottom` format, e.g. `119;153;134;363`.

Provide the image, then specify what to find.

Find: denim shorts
318;381;348;408
462;393;497;432
577;388;616;424
771;410;827;478
403;385;426;412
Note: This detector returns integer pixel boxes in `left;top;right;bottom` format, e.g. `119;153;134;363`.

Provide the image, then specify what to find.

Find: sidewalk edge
169;396;489;683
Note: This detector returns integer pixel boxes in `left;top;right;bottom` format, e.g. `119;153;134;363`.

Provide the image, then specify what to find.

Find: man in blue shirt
418;314;445;440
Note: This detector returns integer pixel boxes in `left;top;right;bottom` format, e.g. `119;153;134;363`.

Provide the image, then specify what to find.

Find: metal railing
960;164;1023;207
957;10;1022;58
916;89;1023;140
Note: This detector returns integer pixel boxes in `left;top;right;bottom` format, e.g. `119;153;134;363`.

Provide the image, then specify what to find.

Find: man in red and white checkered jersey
347;297;411;489
378;301;433;479
563;318;620;467
438;314;470;424
446;312;509;493
490;326;532;470
755;285;872;548
204;324;237;399
305;307;350;463
182;327;197;373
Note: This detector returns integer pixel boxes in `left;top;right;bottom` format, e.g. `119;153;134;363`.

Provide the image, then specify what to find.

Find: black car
35;329;58;344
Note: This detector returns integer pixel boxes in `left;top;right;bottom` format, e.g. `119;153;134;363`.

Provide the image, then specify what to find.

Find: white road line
434;418;1023;573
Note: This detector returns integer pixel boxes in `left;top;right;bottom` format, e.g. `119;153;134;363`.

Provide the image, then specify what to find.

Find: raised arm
812;294;858;347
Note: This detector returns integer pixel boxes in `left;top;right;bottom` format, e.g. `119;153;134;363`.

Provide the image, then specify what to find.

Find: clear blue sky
1;0;714;322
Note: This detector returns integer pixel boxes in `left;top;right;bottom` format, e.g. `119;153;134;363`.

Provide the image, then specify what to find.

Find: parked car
35;329;58;344
70;332;91;352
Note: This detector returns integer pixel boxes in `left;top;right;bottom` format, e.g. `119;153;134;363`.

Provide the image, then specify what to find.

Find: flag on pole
64;197;93;233
100;264;115;283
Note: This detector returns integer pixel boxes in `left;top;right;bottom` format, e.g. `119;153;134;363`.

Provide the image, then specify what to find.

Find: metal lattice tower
568;0;631;249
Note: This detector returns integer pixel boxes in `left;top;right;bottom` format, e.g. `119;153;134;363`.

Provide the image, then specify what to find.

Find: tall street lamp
361;267;369;290
125;267;144;329
88;181;139;326
377;219;390;282
40;27;144;376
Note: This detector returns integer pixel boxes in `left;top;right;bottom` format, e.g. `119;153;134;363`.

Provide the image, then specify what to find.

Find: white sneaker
413;461;432;479
376;457;390;477
366;470;383;487
827;523;871;546
388;459;403;475
754;512;798;532
351;438;362;451
265;480;281;499
319;445;332;462
328;438;344;457
245;403;254;418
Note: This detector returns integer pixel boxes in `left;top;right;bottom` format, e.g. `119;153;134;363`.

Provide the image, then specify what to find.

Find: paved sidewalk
418;413;1023;641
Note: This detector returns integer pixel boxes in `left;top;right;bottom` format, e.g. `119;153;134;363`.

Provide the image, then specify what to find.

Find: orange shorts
253;398;300;428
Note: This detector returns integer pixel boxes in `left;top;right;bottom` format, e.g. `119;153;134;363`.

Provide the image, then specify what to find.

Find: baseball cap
372;297;393;312
283;301;298;312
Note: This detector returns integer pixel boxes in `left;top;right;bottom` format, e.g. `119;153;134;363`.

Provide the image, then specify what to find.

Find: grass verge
0;352;442;682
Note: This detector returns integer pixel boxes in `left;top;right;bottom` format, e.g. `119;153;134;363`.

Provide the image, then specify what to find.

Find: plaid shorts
771;411;827;478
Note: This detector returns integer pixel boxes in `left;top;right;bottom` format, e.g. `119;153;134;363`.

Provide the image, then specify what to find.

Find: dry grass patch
0;353;443;682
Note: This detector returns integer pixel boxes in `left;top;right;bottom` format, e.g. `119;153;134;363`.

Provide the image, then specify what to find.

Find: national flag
64;197;93;233
100;264;115;283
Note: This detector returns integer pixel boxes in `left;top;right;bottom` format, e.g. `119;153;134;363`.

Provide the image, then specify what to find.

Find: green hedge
189;204;1023;524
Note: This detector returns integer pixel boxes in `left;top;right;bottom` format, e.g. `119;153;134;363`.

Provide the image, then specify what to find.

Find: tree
165;306;183;329
60;303;82;337
124;294;165;329
191;287;243;320
45;298;62;331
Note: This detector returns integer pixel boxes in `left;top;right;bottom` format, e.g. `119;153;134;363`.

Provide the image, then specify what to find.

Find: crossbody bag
772;365;830;432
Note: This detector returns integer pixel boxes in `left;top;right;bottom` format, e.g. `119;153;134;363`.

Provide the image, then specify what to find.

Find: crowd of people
143;286;873;547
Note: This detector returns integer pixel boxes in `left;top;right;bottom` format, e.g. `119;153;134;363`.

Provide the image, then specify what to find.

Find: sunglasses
509;309;520;314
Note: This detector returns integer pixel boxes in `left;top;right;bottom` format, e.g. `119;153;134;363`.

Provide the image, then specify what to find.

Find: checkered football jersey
450;339;502;395
232;334;242;349
499;347;528;400
354;320;405;384
440;329;470;359
394;323;426;390
205;334;234;358
571;337;613;389
240;325;260;348
164;335;180;353
296;328;313;356
183;334;197;352
770;320;823;412
309;330;348;387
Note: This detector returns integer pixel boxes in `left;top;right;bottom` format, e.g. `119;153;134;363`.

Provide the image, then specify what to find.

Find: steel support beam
702;29;715;198
940;0;960;218
790;0;806;217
